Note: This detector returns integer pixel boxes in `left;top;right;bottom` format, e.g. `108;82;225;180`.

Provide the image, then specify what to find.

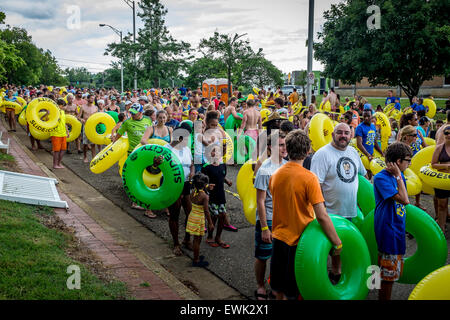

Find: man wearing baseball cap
114;103;153;212
114;103;152;154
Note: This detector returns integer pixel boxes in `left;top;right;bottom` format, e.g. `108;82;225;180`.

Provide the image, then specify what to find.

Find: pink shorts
245;129;259;142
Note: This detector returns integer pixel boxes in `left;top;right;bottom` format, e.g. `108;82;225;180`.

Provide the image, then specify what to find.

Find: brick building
334;76;450;98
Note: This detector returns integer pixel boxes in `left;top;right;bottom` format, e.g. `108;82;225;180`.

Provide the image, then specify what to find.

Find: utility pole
124;0;137;90
307;0;314;106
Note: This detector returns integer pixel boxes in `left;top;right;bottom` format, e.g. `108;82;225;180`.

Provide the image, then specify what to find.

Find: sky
0;0;343;75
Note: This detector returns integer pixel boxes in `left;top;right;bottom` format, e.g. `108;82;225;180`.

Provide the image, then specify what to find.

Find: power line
58;64;109;71
56;57;113;66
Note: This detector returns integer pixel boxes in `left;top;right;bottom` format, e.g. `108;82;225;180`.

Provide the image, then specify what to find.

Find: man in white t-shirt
310;123;366;284
253;132;288;300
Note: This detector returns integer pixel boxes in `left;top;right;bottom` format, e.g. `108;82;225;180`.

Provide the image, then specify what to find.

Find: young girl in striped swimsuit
186;172;215;267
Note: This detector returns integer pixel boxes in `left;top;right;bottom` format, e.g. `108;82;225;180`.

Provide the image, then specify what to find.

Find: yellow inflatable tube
65;115;82;143
1;100;23;114
26;100;60;132
223;131;234;164
383;103;395;114
369;157;422;196
424;137;435;146
409;265;450;300
29;124;51;140
236;160;257;226
85;112;116;145
410;146;436;195
419;165;450;191
90;136;129;174
320;100;331;112
374;112;391;151
423;99;436;119
18;110;27;126
309;113;334;152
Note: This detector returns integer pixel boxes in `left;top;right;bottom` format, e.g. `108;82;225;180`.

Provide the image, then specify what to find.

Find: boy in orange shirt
51;99;69;169
268;130;342;300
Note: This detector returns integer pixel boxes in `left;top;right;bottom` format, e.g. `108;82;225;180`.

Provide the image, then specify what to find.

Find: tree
0;16;66;86
314;0;450;103
40;49;68;86
105;0;191;88
184;57;227;89
64;67;93;86
199;32;262;97
294;70;308;93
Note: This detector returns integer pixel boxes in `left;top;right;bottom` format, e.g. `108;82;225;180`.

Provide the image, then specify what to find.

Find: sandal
223;224;238;232
131;204;146;211
254;290;268;301
206;240;219;247
144;211;157;219
217;242;230;249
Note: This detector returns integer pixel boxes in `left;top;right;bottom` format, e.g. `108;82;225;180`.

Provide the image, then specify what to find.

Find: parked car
281;85;303;95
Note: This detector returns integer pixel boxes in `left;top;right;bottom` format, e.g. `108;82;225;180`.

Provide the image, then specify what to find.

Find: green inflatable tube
360;205;447;284
106;111;119;123
96;123;106;135
122;144;185;211
357;175;375;217
352;207;365;231
295;215;371;300
234;134;256;164
225;113;243;131
180;120;193;130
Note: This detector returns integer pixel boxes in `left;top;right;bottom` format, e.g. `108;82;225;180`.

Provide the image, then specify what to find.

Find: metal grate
0;170;68;209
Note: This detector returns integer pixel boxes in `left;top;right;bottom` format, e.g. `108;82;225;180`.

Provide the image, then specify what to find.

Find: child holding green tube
373;142;412;300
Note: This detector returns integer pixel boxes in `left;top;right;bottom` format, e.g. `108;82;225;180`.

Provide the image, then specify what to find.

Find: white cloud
2;0;342;75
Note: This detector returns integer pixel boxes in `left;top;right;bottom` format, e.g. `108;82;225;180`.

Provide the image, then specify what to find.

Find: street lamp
123;0;137;90
99;24;123;94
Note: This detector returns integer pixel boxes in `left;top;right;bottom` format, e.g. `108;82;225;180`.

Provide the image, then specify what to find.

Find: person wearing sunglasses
399;113;428;210
374;142;413;300
431;125;450;236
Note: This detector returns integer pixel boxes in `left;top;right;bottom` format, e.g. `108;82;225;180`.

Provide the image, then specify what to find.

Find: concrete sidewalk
0;117;244;300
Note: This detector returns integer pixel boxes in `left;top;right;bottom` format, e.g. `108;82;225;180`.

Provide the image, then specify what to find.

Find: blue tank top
152;127;171;143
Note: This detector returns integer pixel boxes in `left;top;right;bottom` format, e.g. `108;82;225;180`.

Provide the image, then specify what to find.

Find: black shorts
435;188;450;199
269;238;300;299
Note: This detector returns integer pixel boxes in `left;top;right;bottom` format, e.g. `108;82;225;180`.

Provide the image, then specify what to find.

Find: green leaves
314;0;450;102
0;21;66;86
198;32;283;92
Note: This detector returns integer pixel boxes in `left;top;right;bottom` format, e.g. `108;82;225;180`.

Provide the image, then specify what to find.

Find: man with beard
310;123;367;284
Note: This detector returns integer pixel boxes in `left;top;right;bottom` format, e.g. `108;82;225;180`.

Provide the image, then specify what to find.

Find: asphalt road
38;139;449;300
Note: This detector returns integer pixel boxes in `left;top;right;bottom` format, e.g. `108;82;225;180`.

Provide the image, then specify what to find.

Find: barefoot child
50;99;69;169
186;173;214;267
202;145;233;249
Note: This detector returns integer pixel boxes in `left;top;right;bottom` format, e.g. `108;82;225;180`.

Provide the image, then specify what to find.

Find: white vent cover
0;131;9;154
0;170;68;209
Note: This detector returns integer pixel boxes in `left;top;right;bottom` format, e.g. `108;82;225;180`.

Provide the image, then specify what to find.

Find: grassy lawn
0;200;131;299
0;152;16;171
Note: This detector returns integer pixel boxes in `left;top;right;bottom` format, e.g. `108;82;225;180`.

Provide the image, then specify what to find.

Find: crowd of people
1;83;449;301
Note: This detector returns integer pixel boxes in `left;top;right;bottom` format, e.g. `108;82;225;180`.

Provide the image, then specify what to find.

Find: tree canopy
104;0;192;88
198;31;283;95
0;14;67;86
314;0;450;102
